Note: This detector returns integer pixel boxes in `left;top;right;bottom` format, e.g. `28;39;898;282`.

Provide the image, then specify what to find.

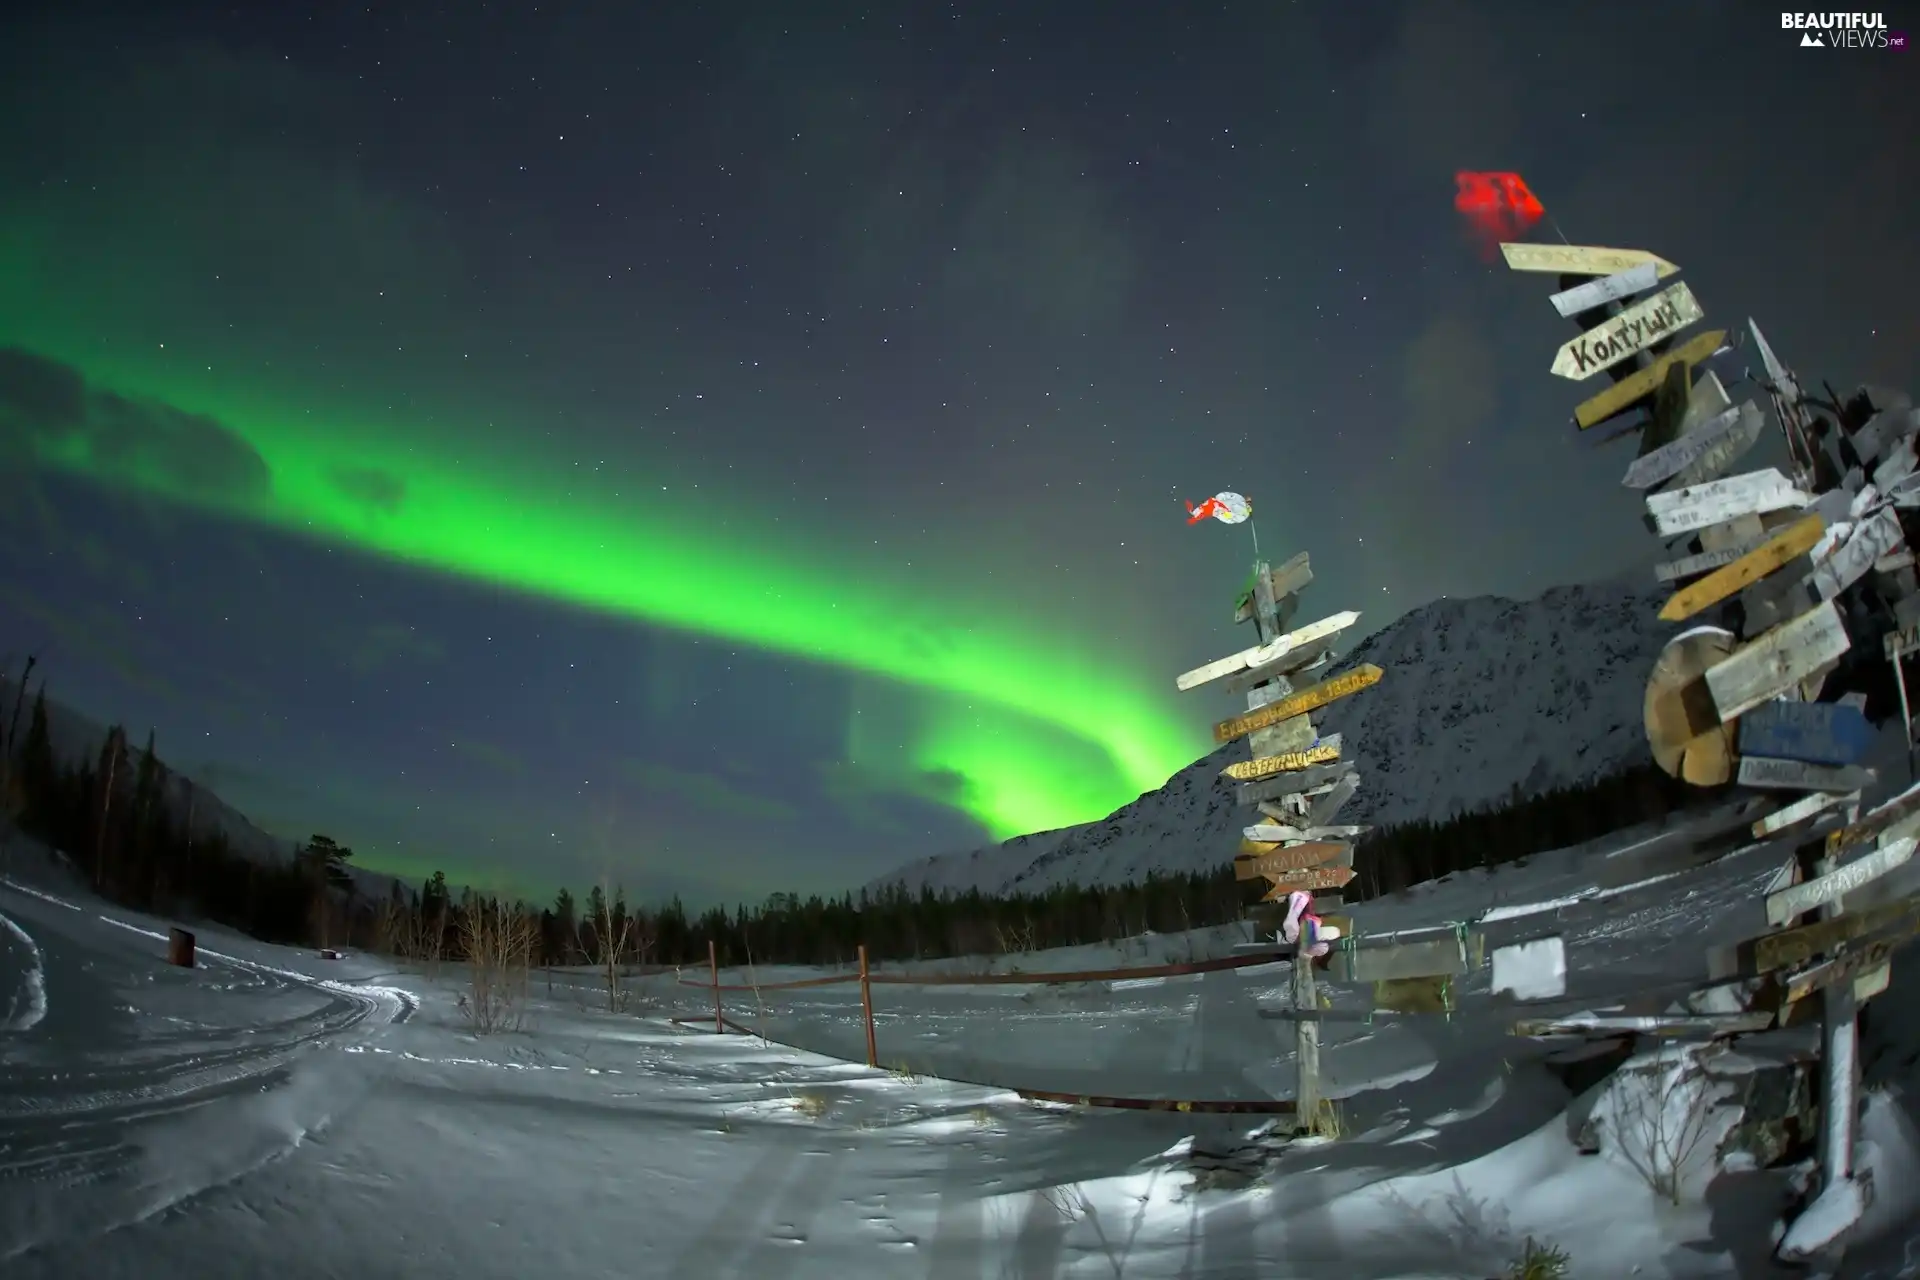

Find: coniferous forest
0;656;1705;973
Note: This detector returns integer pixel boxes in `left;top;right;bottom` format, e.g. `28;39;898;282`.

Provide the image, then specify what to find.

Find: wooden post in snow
858;943;878;1067
708;937;723;1033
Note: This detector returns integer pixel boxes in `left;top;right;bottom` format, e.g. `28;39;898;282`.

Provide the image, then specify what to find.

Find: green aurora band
1;338;1210;840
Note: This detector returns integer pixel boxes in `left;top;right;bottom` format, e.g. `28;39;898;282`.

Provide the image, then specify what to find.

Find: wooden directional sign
1827;781;1920;857
1221;742;1341;782
1213;664;1383;744
1224;639;1336;696
1244;822;1368;843
1234;553;1312;625
1176;611;1360;692
1329;933;1473;984
1753;790;1860;839
1739;888;1920;976
1258;864;1355;898
1513;1013;1774;1039
1814;507;1906;601
1738;756;1874;792
1738;699;1874;768
1551;281;1705;381
1623;404;1745;491
1500;242;1680;279
1658;514;1825;623
1887;623;1920;661
1233;841;1351;881
1574;329;1728;430
1646;468;1811;538
1780;921;1920;1008
1550;260;1661;319
1766;837;1916;927
1669;405;1765;493
1307;772;1360;827
1656;536;1772;584
1236;762;1355;807
1704;598;1851;722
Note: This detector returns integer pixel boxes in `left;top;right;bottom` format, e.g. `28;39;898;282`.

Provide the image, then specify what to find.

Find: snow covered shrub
459;895;536;1034
1593;1042;1733;1203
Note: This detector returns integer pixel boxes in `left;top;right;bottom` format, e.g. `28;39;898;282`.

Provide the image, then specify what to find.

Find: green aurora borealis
0;320;1207;842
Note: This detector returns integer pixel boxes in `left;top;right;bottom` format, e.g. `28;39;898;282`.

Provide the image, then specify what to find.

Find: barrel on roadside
167;927;196;968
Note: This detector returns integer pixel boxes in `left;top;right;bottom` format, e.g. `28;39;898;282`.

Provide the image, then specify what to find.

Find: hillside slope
872;574;1673;897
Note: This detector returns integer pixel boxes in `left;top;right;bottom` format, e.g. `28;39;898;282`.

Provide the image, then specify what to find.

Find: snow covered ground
7;820;1920;1278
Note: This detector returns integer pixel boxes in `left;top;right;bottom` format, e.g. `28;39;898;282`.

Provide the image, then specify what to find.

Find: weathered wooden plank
1234;552;1312;625
1655;536;1772;584
1814;507;1907;601
1854;962;1892;1003
1501;242;1680;278
1623;403;1745;490
1826;782;1920;860
1647;468;1812;538
1248;713;1318;760
1222;641;1335;696
1780;921;1920;1007
1176;611;1361;692
1222;743;1342;783
1234;841;1352;880
1658;514;1825;622
1738;756;1875;792
1875;436;1918;492
1574;329;1728;430
1214;664;1384;744
1753;790;1860;838
1887;623;1920;661
1704;599;1851;722
1329;934;1472;984
1668;403;1766;491
1552;281;1705;381
1742;889;1920;975
1738;699;1874;768
1737;561;1822;639
1259;864;1356;898
1236;762;1355;807
1513;1013;1774;1039
1243;823;1367;843
1307;772;1360;828
1550;260;1662;318
1768;838;1917;927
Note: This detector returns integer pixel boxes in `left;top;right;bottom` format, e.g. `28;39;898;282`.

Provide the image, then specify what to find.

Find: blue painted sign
1737;699;1874;767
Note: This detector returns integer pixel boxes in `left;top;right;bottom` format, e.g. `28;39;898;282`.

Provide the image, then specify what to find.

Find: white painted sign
1753;790;1860;838
1646;468;1812;537
1621;404;1746;491
1175;610;1361;692
1887;622;1920;661
1706;599;1852;722
1814;506;1906;601
1668;404;1766;492
1491;936;1568;1001
1875;436;1918;492
1552;281;1706;381
1738;755;1876;792
1656;536;1771;583
1767;837;1917;926
1549;261;1661;319
1243;823;1367;843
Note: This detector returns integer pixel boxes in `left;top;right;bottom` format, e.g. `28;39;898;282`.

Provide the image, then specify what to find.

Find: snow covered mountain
871;574;1675;898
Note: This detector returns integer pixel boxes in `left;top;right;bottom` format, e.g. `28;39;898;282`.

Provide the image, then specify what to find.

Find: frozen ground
6;818;1920;1278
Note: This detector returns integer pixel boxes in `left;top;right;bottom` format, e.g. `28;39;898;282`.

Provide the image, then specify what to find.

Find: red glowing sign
1454;171;1546;260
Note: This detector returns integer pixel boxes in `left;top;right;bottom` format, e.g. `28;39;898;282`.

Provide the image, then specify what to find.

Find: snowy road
2;822;1916;1278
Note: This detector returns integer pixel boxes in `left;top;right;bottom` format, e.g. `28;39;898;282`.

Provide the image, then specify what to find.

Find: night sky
0;1;1912;907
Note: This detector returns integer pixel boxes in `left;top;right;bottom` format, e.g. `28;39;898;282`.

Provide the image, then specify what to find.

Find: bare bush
1604;1043;1724;1204
995;917;1037;956
458;895;536;1035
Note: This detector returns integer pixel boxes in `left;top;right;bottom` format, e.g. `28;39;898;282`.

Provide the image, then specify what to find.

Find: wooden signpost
1233;841;1352;879
1622;403;1747;490
1766;838;1917;927
1737;757;1874;792
1753;790;1860;839
1551;281;1705;381
1259;864;1356;898
1813;507;1905;601
1220;742;1342;782
1670;404;1765;493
